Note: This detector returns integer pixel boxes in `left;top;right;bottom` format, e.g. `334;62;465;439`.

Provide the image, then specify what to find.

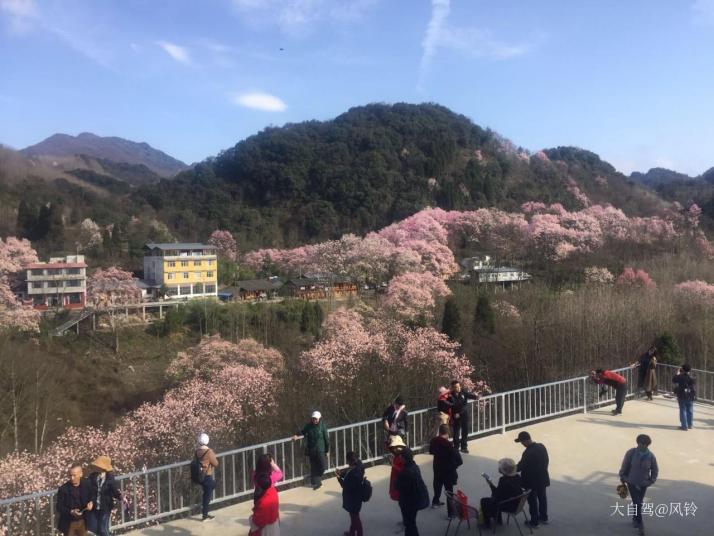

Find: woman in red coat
249;456;282;536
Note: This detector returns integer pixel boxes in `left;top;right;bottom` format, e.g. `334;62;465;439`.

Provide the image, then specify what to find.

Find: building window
194;261;201;267
207;260;214;266
193;283;204;294
167;287;178;296
68;293;82;304
183;272;189;279
194;272;201;279
180;285;191;295
31;269;44;276
67;280;83;288
32;281;44;289
168;261;176;268
181;260;189;267
207;271;214;278
167;273;175;280
67;268;80;275
205;285;216;293
47;281;61;288
47;268;61;276
33;296;46;306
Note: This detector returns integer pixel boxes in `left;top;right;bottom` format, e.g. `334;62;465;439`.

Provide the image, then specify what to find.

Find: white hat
311;411;322;419
198;433;210;446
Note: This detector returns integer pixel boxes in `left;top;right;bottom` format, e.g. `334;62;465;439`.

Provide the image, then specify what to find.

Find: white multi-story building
26;255;87;310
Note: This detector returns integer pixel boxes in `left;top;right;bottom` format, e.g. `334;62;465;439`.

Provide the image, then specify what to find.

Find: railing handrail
1;362;710;533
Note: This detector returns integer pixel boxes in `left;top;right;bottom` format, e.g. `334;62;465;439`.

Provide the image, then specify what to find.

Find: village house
460;255;532;287
143;243;218;300
218;277;284;302
283;274;358;300
25;255;87;310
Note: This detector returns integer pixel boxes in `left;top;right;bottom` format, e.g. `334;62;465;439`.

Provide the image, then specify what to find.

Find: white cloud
418;0;528;91
157;40;191;64
0;0;38;33
232;0;377;35
693;0;714;24
232;91;287;112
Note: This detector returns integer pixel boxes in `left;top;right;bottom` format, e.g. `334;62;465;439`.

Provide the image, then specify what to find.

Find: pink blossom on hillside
616;266;656;288
208;230;238;262
684;204;702;231
594;175;609;187
695;233;714;259
76;218;102;251
521;202;547;214
168;334;284;379
566;179;590;208
533;150;550;162
0;237;40;332
492;300;521;320
0;237;39;274
0;281;40;332
383;271;451;322
673;280;714;306
87;267;142;308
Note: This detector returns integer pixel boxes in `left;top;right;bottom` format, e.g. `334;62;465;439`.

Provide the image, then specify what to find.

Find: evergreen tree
16;200;37;239
474;295;495;336
441;296;462;342
655;332;683;365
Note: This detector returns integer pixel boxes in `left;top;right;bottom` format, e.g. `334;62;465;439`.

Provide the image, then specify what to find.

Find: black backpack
675;375;696;401
190;449;209;484
360;477;372;502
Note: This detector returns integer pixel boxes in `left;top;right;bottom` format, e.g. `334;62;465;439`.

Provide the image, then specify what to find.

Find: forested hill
136;103;662;248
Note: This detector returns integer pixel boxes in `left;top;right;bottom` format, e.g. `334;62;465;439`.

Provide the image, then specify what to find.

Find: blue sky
1;0;713;175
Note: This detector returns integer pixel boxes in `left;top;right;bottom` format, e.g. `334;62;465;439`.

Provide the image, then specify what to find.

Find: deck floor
126;398;714;536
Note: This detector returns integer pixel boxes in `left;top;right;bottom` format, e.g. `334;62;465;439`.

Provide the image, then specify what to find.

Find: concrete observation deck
128;399;713;536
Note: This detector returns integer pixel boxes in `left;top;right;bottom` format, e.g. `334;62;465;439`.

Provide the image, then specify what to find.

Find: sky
1;0;713;176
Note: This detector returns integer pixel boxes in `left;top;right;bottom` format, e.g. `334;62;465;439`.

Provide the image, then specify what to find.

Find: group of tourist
54;353;696;536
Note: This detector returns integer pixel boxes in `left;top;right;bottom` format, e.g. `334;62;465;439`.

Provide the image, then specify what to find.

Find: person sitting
479;458;524;529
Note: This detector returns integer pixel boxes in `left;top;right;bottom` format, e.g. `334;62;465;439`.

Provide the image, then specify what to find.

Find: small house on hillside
218;278;284;302
283;274;358;300
459;256;531;287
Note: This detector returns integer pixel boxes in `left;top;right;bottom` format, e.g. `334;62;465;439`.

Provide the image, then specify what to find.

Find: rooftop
126;398;713;536
144;243;216;251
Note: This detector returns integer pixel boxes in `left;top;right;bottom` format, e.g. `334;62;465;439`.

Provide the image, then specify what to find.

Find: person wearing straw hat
291;410;330;490
479;458;524;529
195;433;219;521
86;456;122;536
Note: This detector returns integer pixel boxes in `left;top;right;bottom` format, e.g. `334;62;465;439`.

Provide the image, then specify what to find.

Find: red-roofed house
26;255;87;310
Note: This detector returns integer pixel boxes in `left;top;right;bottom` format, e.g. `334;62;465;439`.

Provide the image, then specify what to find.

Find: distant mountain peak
21;132;187;177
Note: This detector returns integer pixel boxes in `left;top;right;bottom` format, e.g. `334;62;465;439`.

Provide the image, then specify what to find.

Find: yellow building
143;243;218;299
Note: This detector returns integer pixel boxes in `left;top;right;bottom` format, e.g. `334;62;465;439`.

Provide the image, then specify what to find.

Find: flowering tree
76;218;102;252
0;237;40;333
492;300;521;320
87;267;142;352
674;280;714;307
383;271;451;323
584;266;614;285
616;267;656;288
208;230;238;262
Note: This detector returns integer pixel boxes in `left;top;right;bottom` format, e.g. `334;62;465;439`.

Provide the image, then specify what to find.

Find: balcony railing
0;363;709;535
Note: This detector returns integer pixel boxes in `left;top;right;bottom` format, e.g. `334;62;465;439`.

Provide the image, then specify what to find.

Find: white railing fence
0;363;709;535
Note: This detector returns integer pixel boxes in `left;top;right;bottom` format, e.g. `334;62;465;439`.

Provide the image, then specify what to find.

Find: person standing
56;463;93;536
382;396;408;447
448;380;479;453
292;410;330;490
631;346;658;400
619;434;658;535
86;456;122;536
591;369;628;415
429;424;462;517
672;364;696;430
515;431;549;528
337;451;365;536
249;454;282;536
195;433;219;521
437;387;452;427
395;448;430;536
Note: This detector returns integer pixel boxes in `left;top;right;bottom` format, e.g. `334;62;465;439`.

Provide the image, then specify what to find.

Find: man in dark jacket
292;410;330;489
673;364;696;430
383;396;408;445
56;464;93;536
337;451;365;536
429;424;463;516
515;431;549;528
619;434;658;534
591;368;628;415
395;449;429;536
448;380;479;453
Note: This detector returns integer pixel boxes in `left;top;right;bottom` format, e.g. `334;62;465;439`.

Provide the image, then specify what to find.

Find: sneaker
460;447;469;453
679;426;688;431
312;482;322;490
611;410;621;416
431;501;445;508
201;514;214;521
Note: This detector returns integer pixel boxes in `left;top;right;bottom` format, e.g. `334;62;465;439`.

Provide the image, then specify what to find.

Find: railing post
500;393;506;434
582;377;587;414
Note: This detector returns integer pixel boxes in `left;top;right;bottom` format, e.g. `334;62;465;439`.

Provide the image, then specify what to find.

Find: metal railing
1;363;709;535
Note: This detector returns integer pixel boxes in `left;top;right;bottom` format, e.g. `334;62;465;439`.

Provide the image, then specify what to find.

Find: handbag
616;483;628;499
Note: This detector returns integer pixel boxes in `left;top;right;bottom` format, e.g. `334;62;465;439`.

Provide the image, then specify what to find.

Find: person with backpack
337;451;367;536
619;434;658;535
249;454;282;536
85;456;122;536
673;364;696;430
394;448;429;536
591;369;628;415
291;410;330;490
448;380;479;453
429;424;462;517
193;433;219;521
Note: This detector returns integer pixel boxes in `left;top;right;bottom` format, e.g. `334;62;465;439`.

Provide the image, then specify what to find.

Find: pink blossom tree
383;271;451;324
0;237;40;333
208;230;239;262
616;267;656;288
583;266;614;285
